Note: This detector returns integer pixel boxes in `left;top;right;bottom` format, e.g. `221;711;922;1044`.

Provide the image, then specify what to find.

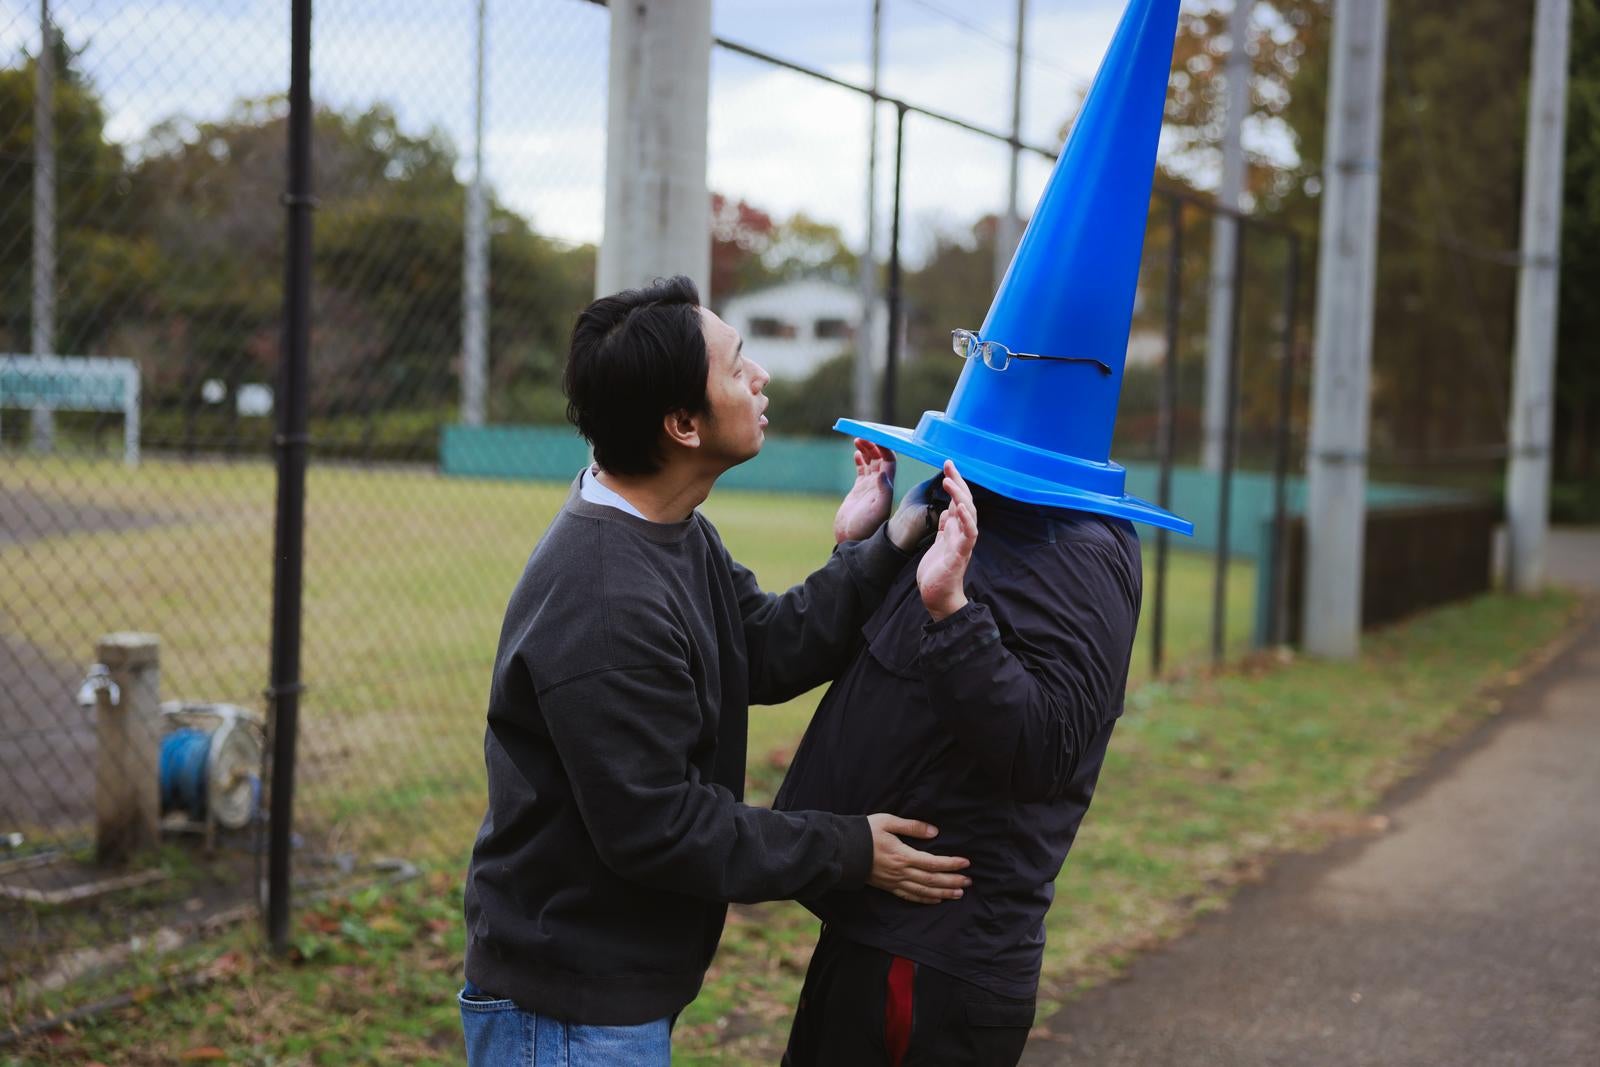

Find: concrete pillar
1303;0;1388;659
597;0;713;300
1506;0;1573;594
93;633;161;864
461;0;489;427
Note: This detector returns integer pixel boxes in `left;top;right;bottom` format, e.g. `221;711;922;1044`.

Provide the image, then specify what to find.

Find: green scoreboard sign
1;355;141;465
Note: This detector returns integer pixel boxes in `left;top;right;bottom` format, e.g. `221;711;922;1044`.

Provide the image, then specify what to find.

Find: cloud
2;0;1147;258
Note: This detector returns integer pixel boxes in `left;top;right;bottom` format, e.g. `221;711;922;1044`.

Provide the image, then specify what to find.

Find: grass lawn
0;456;1251;860
4;456;1576;1063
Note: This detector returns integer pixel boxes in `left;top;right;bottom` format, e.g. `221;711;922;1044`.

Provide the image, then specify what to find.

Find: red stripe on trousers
885;955;915;1067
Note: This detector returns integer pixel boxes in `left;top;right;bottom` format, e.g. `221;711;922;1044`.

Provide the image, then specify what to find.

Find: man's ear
662;408;702;451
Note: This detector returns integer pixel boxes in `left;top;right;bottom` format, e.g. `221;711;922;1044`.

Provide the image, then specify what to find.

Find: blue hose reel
158;703;262;831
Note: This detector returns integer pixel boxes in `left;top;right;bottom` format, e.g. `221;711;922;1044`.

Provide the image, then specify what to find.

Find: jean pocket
459;990;534;1065
457;985;517;1011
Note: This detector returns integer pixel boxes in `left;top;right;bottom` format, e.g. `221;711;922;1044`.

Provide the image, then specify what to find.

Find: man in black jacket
460;276;972;1067
777;482;1142;1067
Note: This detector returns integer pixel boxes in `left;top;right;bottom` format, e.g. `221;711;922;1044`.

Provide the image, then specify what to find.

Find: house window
749;316;797;339
814;318;854;340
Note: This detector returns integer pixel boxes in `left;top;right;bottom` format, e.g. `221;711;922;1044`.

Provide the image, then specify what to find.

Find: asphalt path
1026;539;1600;1066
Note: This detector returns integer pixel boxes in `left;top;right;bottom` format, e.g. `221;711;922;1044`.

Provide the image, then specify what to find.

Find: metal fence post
1212;221;1247;665
267;0;315;954
881;103;907;426
1153;193;1182;678
1268;233;1301;645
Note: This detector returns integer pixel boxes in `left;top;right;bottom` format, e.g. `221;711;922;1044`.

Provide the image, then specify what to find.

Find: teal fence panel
441;423;916;497
440;424;592;481
441;424;1480;650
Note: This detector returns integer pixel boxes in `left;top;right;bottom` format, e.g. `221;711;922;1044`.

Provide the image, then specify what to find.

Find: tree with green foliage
1164;0;1545;477
0;35;152;355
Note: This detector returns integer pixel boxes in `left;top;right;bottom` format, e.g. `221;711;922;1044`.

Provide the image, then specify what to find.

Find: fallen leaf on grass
367;914;406;935
179;1047;228;1061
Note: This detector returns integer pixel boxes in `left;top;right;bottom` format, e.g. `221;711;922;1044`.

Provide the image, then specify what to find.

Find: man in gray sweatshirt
460;275;972;1066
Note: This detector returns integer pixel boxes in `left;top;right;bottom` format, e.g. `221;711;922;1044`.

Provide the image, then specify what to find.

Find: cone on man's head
836;0;1193;536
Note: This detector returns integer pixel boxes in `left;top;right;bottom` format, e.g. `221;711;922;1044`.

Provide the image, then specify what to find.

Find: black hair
563;275;708;476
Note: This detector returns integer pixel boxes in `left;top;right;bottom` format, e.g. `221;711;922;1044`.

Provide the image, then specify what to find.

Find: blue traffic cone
837;0;1192;535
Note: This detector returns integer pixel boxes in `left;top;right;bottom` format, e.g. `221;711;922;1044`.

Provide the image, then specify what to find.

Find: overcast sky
1;0;1180;263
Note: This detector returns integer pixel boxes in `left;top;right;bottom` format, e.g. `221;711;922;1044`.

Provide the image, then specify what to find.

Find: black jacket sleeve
536;658;874;903
728;524;909;705
916;540;1141;802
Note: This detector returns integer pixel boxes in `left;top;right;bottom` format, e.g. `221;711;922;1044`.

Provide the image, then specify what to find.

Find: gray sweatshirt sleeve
537;658;874;902
725;523;910;705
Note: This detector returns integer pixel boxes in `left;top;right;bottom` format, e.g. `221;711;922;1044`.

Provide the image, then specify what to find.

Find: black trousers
782;926;1036;1067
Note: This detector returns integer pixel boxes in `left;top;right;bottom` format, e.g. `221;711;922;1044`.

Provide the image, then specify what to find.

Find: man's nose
750;360;771;390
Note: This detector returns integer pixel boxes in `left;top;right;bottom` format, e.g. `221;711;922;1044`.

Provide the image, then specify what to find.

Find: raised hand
915;461;977;621
833;439;898;545
866;813;972;904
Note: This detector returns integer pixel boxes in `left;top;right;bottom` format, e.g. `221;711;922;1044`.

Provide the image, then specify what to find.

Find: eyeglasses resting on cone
950;328;1112;376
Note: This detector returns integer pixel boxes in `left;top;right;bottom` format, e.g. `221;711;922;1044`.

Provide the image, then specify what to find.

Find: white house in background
721;276;1161;380
719;278;888;381
1125;324;1166;369
1123;285;1166;369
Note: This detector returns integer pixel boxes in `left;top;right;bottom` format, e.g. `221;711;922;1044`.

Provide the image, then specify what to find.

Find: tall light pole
461;0;488;427
1303;0;1388;659
31;0;57;453
1506;0;1573;593
1201;0;1251;471
995;0;1028;287
854;0;883;421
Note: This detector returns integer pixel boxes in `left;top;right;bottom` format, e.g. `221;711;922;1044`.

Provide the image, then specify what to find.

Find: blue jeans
458;980;671;1066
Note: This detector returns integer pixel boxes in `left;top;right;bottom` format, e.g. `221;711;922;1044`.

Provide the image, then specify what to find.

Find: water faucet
77;663;121;708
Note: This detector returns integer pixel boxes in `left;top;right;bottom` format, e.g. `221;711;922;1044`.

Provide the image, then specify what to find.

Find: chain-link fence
0;0;1526;1036
1;0;609;1029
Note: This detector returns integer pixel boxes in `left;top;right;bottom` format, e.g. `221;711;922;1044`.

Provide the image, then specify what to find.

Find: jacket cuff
838;814;875;889
920;599;1001;672
843;524;912;587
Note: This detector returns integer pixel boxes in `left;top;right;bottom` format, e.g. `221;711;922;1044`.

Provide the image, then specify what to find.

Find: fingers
931;466;977;548
886;847;974;904
877;815;938;840
900;849;971;873
855;439;897;483
935;501;976;548
866;816;977;903
953;499;978;546
941;460;972;508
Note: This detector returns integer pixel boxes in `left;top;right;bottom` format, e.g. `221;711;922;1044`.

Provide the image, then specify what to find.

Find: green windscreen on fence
441;423;1479;646
441;423;1468;550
